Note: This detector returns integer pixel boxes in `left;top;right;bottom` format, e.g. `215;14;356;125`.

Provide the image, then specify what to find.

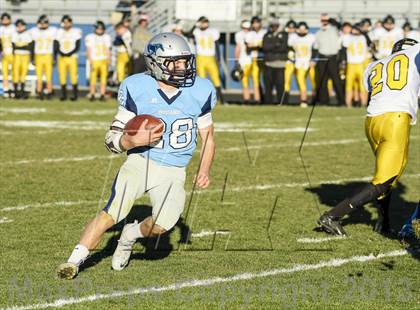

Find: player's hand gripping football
122;119;164;149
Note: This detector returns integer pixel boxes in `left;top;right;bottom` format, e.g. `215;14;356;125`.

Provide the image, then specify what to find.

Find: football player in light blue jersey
58;33;216;279
117;62;216;167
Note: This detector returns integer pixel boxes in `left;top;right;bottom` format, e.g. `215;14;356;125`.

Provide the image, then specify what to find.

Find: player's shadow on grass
307;182;417;235
80;204;191;272
307;182;420;260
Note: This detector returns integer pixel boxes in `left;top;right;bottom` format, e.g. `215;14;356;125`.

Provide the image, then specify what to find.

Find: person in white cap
234;19;253;104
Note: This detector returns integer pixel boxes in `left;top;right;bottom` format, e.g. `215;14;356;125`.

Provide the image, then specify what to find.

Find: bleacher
1;0;419;98
2;0;419;30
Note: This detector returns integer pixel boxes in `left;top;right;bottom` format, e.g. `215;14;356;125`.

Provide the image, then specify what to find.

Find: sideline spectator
313;13;345;105
284;19;297;104
192;16;224;104
85;21;111;101
114;21;132;83
261;17;288;105
0;13;15;98
234;19;253;104
130;4;152;73
289;21;316;107
245;16;266;104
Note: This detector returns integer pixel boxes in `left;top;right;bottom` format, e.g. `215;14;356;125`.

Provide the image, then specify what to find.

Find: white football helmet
144;32;196;87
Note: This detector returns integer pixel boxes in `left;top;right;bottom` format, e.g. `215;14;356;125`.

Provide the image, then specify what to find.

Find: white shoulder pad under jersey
363;43;420;124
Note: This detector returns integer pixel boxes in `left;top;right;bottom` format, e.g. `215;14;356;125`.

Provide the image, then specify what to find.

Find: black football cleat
70;85;78;101
317;213;347;236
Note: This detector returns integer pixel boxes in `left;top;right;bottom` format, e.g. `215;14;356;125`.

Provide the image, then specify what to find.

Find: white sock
67;244;89;266
125;222;144;241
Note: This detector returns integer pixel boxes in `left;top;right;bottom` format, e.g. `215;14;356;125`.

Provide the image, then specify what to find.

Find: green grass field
0;99;419;310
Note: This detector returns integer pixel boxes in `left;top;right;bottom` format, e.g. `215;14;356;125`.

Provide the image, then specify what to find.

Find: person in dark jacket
262;18;289;105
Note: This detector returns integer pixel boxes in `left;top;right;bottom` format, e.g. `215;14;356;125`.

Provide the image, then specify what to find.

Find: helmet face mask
154;54;195;87
145;33;196;88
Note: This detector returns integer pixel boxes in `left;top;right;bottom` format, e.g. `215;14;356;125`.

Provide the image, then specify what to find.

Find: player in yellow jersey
85;21;111;101
55;15;81;101
0;13;15;98
11;19;32;99
193;16;224;104
284;20;297;104
114;22;132;84
244;16;266;104
318;39;419;236
30;15;57;100
359;18;375;68
234;20;253;104
289;22;316;107
342;24;369;107
371;15;403;60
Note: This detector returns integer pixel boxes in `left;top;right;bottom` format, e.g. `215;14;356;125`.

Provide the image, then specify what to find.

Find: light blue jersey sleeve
191;77;217;128
117;73;156;115
117;77;138;114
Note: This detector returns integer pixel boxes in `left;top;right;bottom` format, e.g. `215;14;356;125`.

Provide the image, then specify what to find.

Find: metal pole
262;0;267;18
225;31;231;89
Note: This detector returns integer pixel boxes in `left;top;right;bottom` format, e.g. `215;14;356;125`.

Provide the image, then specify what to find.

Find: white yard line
223;138;363;152
0;200;97;212
216;127;315;133
297;236;347;243
0;216;13;224
0;155;117;166
0;107;47;113
3;135;418;166
191;230;231;238
0;120;314;133
223;135;419;152
0;249;408;310
63;109;115;116
0;120;108;130
204;173;420;194
0;138;367;166
2;173;419;213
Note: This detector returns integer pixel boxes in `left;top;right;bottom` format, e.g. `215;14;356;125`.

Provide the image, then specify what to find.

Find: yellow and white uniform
371;27;404;59
56;27;82;85
244;28;266;88
344;34;368;93
284;32;298;92
234;30;253;87
289;33;316;93
116;30;132;82
85;33;111;87
363;43;419;187
0;24;16;84
11;30;31;83
340;33;351;46
30;26;57;83
193;27;221;87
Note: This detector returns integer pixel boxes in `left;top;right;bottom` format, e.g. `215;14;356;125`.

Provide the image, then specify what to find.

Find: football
123;114;164;136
